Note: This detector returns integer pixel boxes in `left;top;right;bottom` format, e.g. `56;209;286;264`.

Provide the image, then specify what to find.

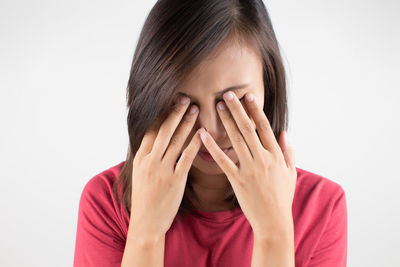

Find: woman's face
176;41;265;175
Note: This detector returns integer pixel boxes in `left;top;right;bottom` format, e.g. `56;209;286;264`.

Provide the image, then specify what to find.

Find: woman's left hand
198;91;297;240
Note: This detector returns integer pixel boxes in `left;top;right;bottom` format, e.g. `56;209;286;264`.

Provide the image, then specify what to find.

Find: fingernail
223;91;233;101
180;96;189;105
246;93;254;102
199;128;207;142
189;105;198;114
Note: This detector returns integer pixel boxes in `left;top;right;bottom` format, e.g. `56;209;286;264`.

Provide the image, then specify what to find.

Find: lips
198;147;232;162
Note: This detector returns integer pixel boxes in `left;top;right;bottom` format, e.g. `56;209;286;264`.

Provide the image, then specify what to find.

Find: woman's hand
198;91;297;240
129;96;202;239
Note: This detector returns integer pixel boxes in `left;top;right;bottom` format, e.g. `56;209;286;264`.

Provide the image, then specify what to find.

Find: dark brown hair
112;0;288;222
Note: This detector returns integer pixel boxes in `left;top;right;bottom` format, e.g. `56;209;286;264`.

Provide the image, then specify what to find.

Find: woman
74;0;347;266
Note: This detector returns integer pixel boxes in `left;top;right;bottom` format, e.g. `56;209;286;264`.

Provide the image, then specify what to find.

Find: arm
121;224;165;267
251;218;295;267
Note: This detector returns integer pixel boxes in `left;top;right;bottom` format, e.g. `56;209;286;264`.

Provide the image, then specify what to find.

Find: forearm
251;223;295;267
121;224;165;267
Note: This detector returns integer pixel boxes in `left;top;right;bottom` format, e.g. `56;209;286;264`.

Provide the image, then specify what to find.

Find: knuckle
144;164;153;178
159;160;172;175
133;155;141;167
236;177;246;187
242;121;254;134
260;121;270;132
145;152;157;166
263;155;273;168
162;175;174;187
142;153;150;163
232;133;243;143
216;155;227;165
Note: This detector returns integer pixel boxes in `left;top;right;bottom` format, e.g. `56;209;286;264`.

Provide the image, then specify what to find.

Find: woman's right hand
129;96;201;239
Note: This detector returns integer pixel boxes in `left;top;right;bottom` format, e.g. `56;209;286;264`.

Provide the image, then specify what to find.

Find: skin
125;39;296;266
195;57;297;266
176;40;265;212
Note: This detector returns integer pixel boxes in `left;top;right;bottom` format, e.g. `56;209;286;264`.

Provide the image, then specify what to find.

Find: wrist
127;221;166;247
253;216;294;243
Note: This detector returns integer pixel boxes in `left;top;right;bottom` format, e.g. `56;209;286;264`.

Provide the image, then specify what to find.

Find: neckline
187;197;244;223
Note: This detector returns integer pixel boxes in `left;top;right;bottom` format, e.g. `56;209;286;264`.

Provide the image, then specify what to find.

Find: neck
188;168;235;212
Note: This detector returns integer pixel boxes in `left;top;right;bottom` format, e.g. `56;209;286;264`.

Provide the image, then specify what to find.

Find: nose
194;105;227;142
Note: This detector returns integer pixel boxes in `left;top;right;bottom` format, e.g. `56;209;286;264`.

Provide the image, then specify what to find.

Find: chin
190;154;238;175
191;163;224;175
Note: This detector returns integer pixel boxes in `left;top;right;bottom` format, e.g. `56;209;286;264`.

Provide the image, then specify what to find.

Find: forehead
178;42;263;95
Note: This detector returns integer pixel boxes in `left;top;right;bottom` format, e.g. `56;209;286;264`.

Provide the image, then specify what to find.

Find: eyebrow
176;83;249;100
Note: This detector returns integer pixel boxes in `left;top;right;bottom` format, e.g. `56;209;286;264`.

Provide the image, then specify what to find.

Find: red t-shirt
73;161;347;267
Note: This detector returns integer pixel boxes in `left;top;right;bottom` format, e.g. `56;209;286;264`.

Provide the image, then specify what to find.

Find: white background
1;0;399;266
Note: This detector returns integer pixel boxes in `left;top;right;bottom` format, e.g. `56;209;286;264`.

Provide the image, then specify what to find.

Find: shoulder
293;167;347;265
78;160;129;227
74;161;128;265
293;166;347;231
76;160;129;238
80;161;126;202
294;166;346;205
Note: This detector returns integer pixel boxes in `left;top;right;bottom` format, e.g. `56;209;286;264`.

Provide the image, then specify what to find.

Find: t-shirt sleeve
73;175;126;267
308;186;348;267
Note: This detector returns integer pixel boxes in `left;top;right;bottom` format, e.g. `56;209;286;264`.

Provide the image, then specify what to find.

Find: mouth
198;147;232;162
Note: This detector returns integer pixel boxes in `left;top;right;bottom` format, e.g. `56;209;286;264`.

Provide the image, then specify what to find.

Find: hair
112;0;288;223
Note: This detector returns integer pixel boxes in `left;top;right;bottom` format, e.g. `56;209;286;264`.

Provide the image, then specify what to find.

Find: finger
135;118;162;160
245;92;282;158
163;104;199;163
282;131;296;172
152;96;191;161
199;128;238;178
175;128;203;176
221;91;264;161
216;100;253;166
284;145;295;172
